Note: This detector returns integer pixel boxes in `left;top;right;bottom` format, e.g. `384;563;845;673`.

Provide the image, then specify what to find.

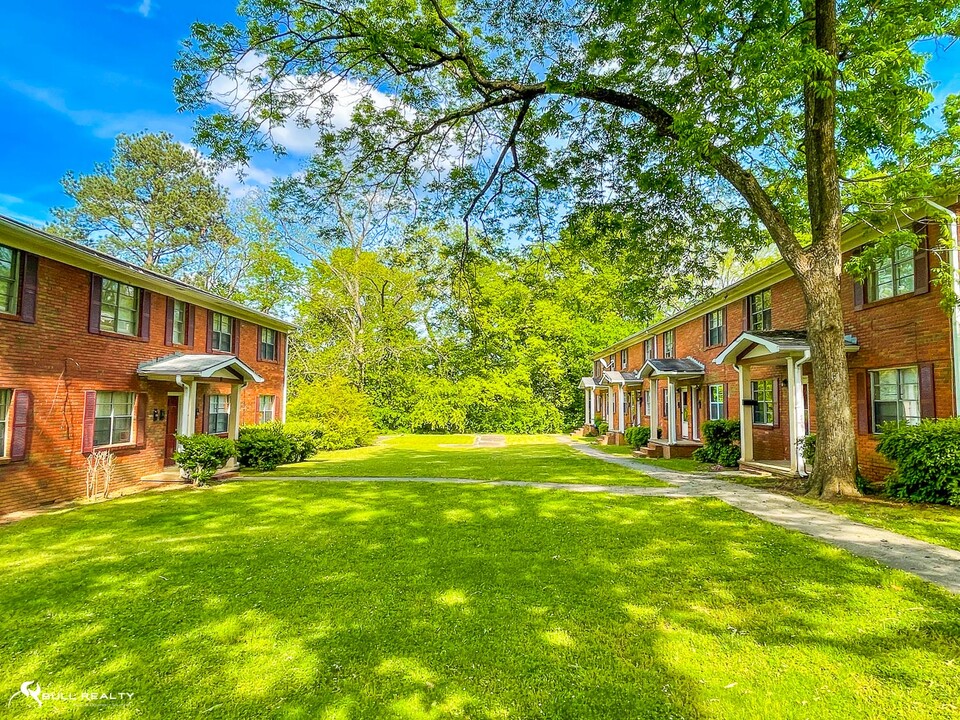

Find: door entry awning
714;330;859;366
137;353;264;383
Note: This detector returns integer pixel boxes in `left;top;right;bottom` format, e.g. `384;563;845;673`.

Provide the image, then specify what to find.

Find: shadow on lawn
0;482;958;719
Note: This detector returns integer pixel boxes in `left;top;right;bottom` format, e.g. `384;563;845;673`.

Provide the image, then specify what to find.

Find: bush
799;433;816;464
693;419;741;467
877;419;960;505
595;420;609;436
174;434;234;485
288;376;377;451
236;424;293;470
283;421;322;462
624;426;651;449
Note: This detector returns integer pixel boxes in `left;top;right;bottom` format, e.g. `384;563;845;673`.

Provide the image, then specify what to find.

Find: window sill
0;311;25;323
88;443;140;455
96;330;146;343
857;293;917;312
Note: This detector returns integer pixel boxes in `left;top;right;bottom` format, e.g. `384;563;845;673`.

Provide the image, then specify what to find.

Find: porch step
598;432;624;446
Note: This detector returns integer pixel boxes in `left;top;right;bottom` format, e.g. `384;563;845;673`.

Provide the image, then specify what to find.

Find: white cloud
137;0;151;17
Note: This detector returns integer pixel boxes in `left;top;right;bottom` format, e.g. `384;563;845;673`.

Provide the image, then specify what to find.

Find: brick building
580;198;960;481
0;215;294;515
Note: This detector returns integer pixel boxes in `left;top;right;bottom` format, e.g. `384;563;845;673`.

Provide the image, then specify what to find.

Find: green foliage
595;421;609;436
693;420;741;467
624;426;651;449
283;422;322;462
173;434;234;486
877;419;960;506
288;377;377;450
236;424;294;471
799;434;817;464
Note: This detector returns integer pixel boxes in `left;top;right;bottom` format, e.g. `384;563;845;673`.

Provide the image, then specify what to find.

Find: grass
573;437;713;473
2;479;960;719
252;434;668;487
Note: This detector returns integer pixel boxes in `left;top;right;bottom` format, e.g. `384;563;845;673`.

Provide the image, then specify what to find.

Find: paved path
236;439;960;594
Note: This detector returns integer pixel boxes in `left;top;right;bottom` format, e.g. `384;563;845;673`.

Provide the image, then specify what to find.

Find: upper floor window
259;395;276;424
208;395;229;434
708;384;725;421
706;309;724;347
748;289;772;332
620;349;628;369
867;241;915;303
662;330;675;359
172;300;187;345
644;338;655;361
0;245;20;315
608;354;615;369
260;327;278;361
871;367;919;431
100;279;140;336
211;313;233;352
0;389;10;457
94;391;135;447
751;379;775;425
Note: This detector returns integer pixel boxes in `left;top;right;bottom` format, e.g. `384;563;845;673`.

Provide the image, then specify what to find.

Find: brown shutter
164;297;174;346
9;389;31;461
914;222;930;296
88;275;102;334
919;362;936;418
855;370;871;435
186;304;196;348
81;390;97;453
136;393;148;448
206;310;214;352
256;326;263;362
231;318;241;356
201;395;210;433
20;254;38;323
850;247;865;310
742;296;750;331
138;290;151;342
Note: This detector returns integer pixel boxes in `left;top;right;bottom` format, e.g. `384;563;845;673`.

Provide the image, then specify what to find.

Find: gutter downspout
282;334;290;423
924;200;960;415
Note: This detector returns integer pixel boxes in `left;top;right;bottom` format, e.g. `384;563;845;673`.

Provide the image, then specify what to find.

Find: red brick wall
0;255;287;515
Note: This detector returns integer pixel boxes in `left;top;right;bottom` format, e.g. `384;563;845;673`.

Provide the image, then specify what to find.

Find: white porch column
228;383;243;441
178;379;195;439
607;387;614;424
786;357;799;474
584;389;591;425
791;358;809;475
589;391;596;422
617;384;625;432
666;379;677;444
649;380;659;440
737;365;754;462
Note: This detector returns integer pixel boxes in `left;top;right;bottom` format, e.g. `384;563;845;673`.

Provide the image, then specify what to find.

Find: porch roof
638;357;705;379
578;376;603;389
137;353;264;383
599;370;625;385
714;330;859;366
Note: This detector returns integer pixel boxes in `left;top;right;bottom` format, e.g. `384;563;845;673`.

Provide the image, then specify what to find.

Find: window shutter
20;254;38;324
9;389;32;462
231;318;241;356
88;275;102;334
136;393;148;448
186;304;196;348
256;326;263;362
849;247;865;310
206;310;214;352
919;362;936;418
164;297;174;346
138;290;151;342
855;370;871;435
702;315;709;348
721;307;728;345
201;395;210;433
742;296;750;331
81;390;97;453
914;222;930;296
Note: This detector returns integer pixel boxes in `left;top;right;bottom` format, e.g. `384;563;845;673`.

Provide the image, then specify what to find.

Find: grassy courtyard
1;437;959;719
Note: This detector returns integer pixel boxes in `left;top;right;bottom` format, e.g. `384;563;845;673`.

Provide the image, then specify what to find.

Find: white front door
680;388;690;438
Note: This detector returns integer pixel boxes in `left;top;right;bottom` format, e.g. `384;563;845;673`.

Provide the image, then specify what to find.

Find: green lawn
574;438;713;473
253;434;667;486
2;479;959;719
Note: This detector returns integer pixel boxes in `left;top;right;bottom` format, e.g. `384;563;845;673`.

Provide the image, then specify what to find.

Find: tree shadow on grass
0;482;958;719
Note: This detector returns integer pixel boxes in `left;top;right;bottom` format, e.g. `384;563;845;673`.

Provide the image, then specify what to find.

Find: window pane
0;245;19;314
112;417;133;445
93;418;112;447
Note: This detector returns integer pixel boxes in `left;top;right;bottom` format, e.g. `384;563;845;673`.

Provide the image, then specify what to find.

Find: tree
50;132;236;278
176;0;960;495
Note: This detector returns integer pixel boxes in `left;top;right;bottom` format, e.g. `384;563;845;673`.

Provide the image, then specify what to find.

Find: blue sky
1;2;959;228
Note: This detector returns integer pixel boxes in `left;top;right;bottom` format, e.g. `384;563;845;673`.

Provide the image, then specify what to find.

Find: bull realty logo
8;680;134;708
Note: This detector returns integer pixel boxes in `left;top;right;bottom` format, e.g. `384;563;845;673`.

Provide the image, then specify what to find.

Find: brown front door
164;395;180;466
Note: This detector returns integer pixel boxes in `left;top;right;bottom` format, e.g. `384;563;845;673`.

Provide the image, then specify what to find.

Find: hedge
693;420;741;467
877;418;960;505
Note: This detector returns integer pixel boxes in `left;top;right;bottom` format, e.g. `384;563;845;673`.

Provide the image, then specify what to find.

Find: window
644;338;655;361
608;354;615;368
207;395;229;434
172;300;187;345
260;327;278;361
751;379;775;425
708;384;725;421
212;313;233;352
644;389;651;417
258;395;276;424
0;244;20;315
100;279;140;336
707;309;724;347
0;389;10;457
867;241;915;303
748;289;772;331
620;349;628;369
94;391;135;447
870;367;920;431
662;330;675;359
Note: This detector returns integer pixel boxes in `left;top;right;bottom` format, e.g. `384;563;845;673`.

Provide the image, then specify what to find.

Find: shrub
174;434;234;485
799;433;816;464
624;426;651;449
877;418;960;505
236;424;293;470
596;420;609;436
693;419;741;467
283;421;322;462
288;376;377;450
